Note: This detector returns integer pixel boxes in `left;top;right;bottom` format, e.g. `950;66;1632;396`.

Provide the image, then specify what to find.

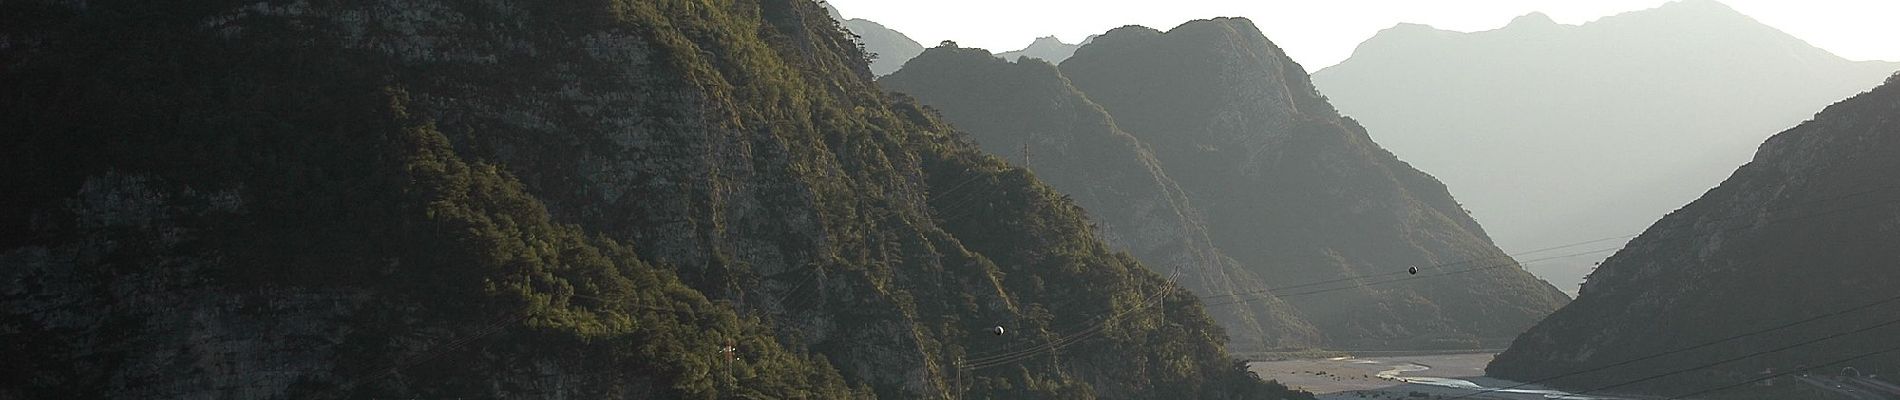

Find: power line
1199;246;1620;309
1558;315;1900;398
954;269;1183;369
1666;345;1900;399
953;185;1900;374
1442;292;1900;399
329;293;701;394
957;251;1191;369
1199;186;1900;309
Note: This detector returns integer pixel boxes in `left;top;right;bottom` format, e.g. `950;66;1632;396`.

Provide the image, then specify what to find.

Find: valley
1253;354;1643;400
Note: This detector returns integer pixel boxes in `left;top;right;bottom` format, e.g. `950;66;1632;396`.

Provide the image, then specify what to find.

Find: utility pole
953;358;964;400
1020;142;1032;170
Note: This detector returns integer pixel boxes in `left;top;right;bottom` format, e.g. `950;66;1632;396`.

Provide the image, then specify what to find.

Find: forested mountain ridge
0;1;1307;399
881;44;1323;353
1489;74;1900;398
1060;18;1571;350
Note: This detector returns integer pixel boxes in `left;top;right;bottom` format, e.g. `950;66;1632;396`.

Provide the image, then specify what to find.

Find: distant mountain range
885;18;1570;351
1490;73;1900;398
1312;0;1900;295
824;2;1090;74
822;1;924;76
994;36;1090;63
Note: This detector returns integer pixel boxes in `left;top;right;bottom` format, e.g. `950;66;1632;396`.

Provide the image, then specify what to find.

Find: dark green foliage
0;2;864;395
1;0;1309;399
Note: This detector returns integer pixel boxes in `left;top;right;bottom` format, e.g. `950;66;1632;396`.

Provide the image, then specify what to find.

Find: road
1797;375;1900;400
1850;376;1900;397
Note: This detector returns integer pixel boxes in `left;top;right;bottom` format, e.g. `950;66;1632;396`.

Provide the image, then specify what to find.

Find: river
1250;353;1639;400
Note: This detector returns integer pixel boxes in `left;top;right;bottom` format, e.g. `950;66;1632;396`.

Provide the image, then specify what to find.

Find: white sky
823;0;1900;70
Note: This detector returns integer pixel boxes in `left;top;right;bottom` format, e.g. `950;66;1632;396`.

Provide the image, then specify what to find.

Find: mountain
1059;18;1570;350
1489;74;1900;398
994;36;1090;63
0;1;1309;399
880;44;1323;352
821;1;925;76
1311;0;1900;294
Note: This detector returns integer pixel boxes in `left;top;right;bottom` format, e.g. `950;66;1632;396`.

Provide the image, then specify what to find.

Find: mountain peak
991;36;1085;63
1060;18;1570;349
1658;0;1741;13
1312;0;1898;296
839;15;926;76
1613;0;1755;25
1506;12;1558;28
817;0;843;21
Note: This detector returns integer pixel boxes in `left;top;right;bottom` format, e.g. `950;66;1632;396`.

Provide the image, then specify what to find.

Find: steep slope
0;1;1307;399
822;1;925;76
1489;75;1900;398
1312;0;1900;294
880;44;1322;352
994;36;1088;63
1061;19;1570;350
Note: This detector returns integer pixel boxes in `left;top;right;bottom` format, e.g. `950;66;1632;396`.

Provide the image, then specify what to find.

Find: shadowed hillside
1491;74;1900;399
882;44;1323;353
0;1;1310;398
1060;18;1570;350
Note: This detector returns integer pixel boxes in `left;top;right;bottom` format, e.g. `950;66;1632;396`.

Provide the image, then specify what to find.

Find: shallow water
1372;361;1626;400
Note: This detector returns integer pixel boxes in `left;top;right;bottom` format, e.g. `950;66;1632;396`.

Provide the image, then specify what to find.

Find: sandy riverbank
1249;353;1638;400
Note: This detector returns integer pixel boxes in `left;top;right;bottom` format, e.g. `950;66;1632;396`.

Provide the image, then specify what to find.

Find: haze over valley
3;1;1896;399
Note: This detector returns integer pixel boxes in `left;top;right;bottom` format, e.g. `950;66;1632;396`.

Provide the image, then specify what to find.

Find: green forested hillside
0;0;1306;399
880;44;1322;353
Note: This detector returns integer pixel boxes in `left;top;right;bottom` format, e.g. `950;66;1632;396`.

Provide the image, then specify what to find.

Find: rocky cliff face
1312;0;1900;294
0;1;1306;399
1489;75;1900;397
880;45;1322;352
1060;18;1571;350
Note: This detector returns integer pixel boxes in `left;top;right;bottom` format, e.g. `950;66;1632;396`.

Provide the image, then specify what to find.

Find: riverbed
1249;353;1640;400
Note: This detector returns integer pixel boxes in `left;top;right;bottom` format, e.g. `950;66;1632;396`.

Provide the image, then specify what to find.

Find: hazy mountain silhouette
1061;18;1570;350
821;1;925;76
882;44;1323;352
994;36;1091;63
1312;0;1900;294
1490;74;1900;398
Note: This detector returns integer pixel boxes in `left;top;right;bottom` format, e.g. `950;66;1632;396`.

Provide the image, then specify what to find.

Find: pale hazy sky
824;0;1900;70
